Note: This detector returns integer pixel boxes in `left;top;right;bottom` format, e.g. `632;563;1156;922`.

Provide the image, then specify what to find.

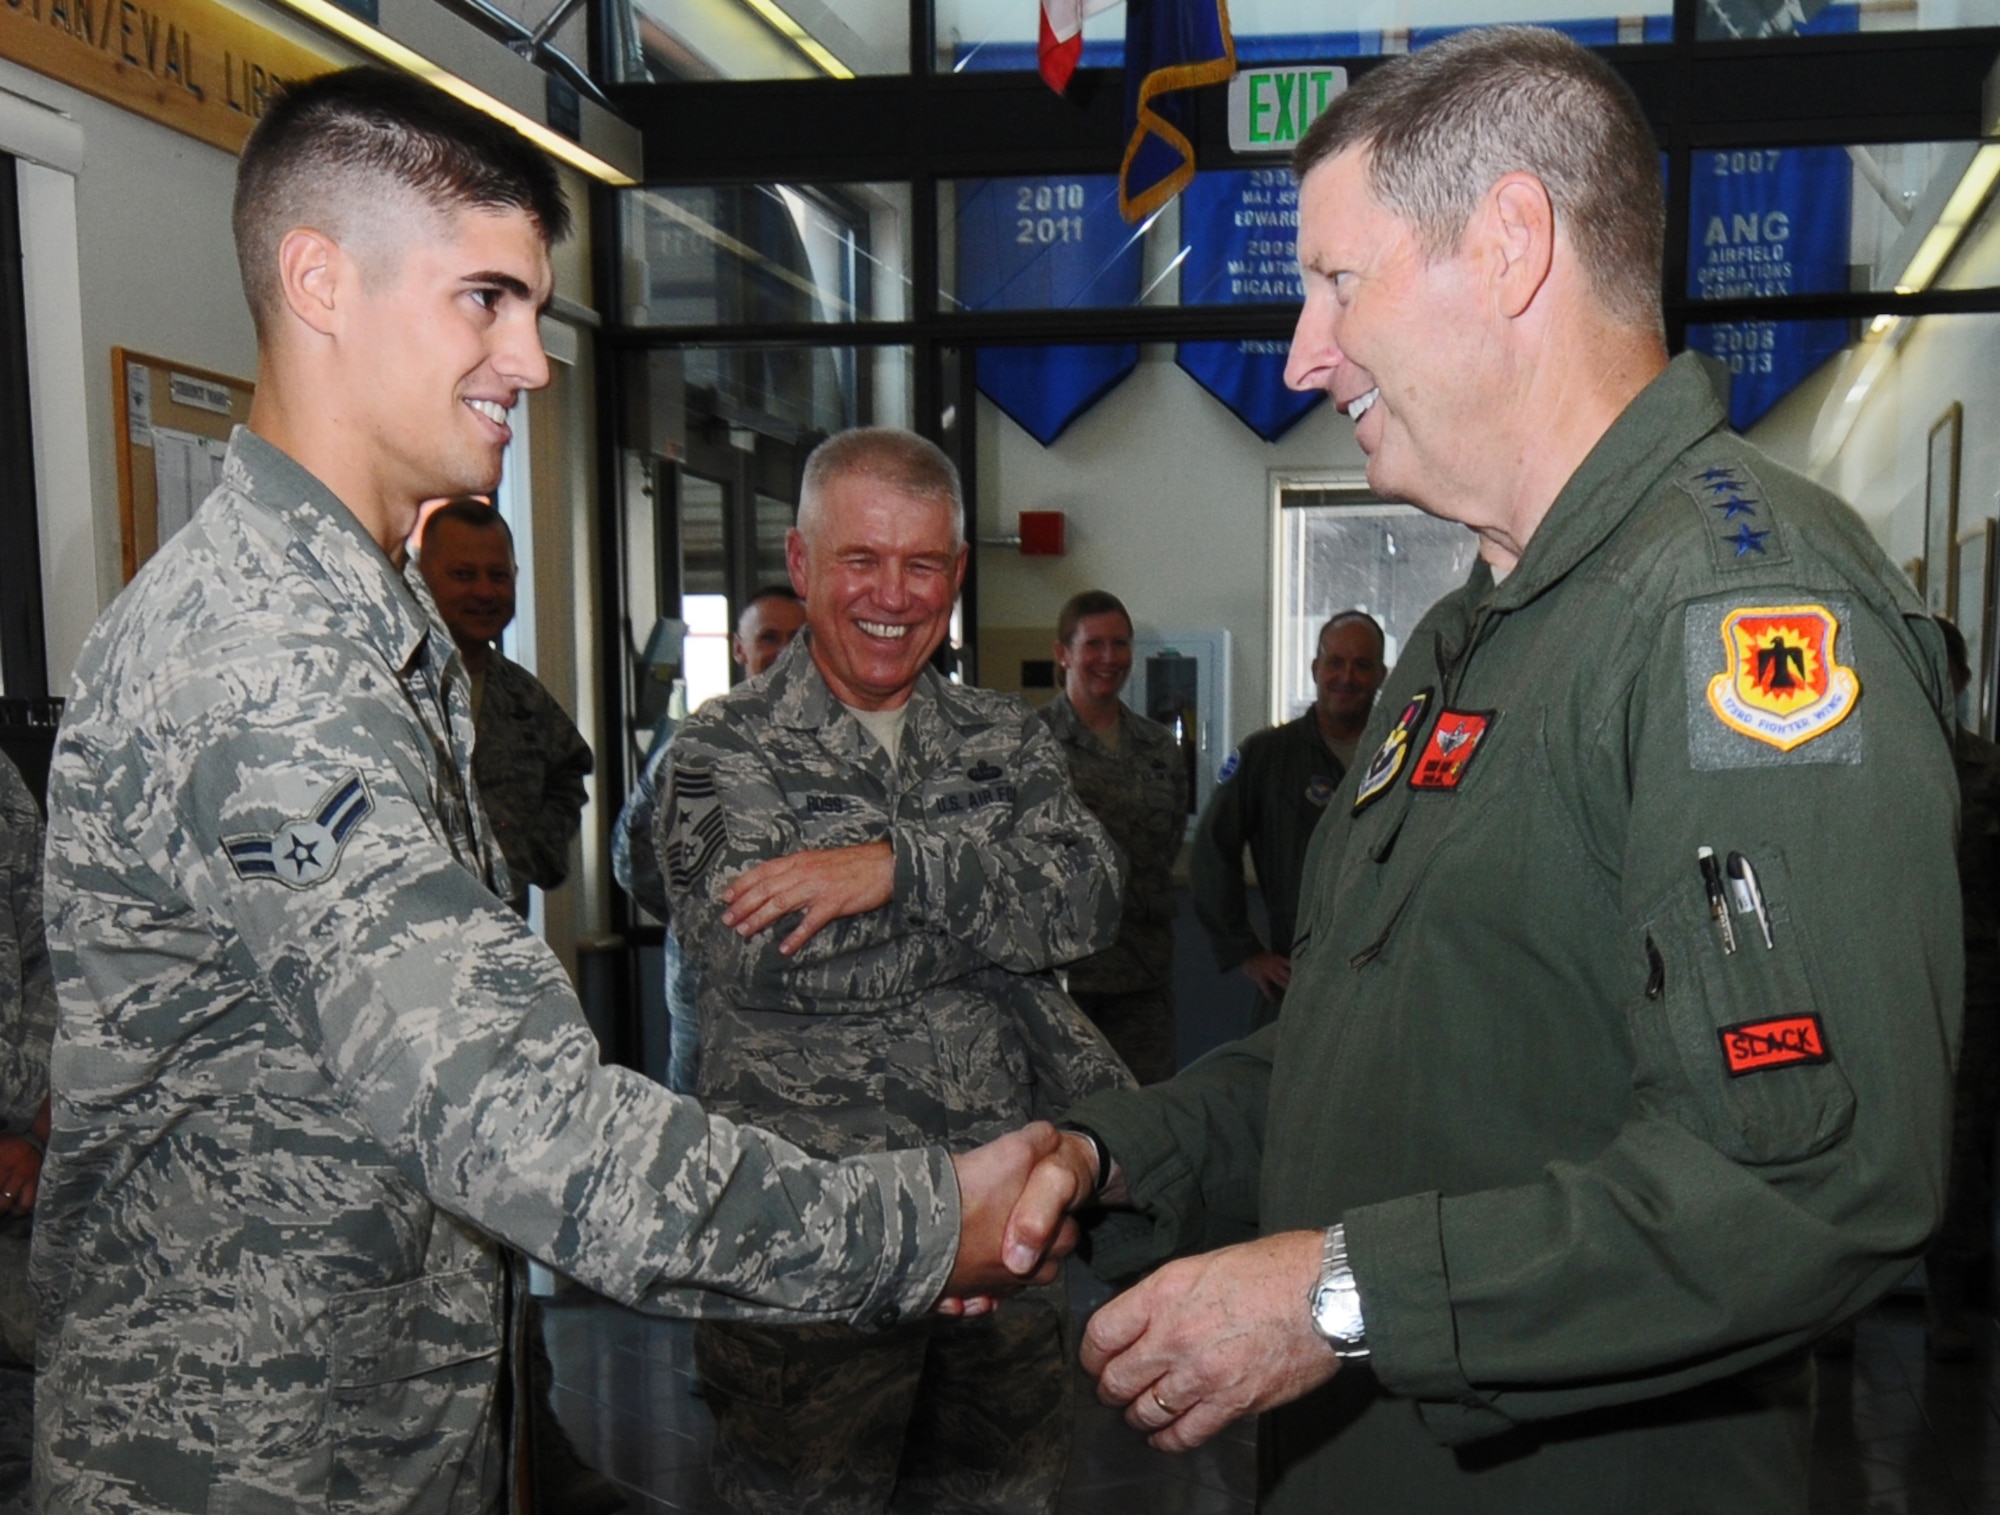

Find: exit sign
1227;66;1348;155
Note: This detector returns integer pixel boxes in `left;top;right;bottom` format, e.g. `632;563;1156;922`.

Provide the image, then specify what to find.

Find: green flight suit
1070;354;1961;1514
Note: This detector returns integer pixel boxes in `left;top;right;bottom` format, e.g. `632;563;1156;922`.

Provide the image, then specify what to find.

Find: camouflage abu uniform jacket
0;752;53;1129
660;636;1135;1160
34;430;959;1515
472;648;591;910
1037;694;1187;995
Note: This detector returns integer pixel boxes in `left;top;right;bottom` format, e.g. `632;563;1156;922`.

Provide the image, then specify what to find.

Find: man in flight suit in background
419;497;593;915
1189;610;1384;1027
660;427;1133;1513
32;69;1069;1515
1006;27;1961;1514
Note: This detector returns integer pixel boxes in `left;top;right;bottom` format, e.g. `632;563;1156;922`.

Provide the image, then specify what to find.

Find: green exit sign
1227;66;1347;155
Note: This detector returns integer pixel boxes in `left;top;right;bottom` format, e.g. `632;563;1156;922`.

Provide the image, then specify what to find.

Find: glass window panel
939;176;1180;311
683;593;734;712
754;492;794;585
1273;484;1477;723
621;184;911;326
681;473;729;596
630;0;907;80
936;3;1667;74
1682;143;2000;304
1697;0;2000;40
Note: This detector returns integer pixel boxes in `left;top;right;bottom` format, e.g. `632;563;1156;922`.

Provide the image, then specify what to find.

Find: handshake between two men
945;1123;1344;1455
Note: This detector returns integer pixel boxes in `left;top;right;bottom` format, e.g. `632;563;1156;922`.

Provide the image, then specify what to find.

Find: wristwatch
1307;1223;1369;1358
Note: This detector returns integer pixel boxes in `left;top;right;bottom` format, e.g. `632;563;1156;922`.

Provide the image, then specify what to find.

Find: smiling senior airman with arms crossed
1001;26;1961;1515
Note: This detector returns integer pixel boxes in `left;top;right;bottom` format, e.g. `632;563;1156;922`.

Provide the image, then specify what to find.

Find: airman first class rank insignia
1353;689;1431;814
1708;605;1859;752
224;772;374;888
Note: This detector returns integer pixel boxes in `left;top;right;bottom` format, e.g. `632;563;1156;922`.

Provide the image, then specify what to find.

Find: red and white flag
1039;0;1119;92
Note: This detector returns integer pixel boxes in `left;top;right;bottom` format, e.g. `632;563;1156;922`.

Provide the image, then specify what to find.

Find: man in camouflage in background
33;68;1071;1515
419;496;593;915
614;584;805;1092
0;749;54;1499
660;427;1133;1513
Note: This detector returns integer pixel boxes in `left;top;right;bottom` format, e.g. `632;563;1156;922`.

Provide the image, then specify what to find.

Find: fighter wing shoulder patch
223;772;374;889
664;763;729;891
1684;601;1862;770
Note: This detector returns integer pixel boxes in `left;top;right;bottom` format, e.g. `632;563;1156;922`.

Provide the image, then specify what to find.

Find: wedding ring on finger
1150;1387;1179;1418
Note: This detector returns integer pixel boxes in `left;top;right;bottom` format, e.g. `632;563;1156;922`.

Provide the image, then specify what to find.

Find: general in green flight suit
1031;28;1960;1515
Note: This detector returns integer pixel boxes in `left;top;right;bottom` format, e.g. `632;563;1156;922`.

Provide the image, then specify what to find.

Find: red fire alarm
1018;510;1066;556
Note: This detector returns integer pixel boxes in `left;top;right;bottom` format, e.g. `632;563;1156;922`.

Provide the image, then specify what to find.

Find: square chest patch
1684;600;1863;770
1407;710;1496;791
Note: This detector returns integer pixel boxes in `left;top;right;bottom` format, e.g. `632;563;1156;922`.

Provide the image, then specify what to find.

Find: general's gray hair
1293;26;1663;334
796;428;964;545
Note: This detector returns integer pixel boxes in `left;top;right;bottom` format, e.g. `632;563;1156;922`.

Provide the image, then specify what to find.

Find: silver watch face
1311;1279;1365;1348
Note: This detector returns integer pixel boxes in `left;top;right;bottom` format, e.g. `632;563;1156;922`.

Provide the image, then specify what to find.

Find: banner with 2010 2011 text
1175;167;1325;442
956;174;1142;447
1683;146;1852;432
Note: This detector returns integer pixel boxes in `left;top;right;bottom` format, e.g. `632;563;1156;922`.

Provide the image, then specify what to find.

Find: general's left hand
722;840;895;954
1080;1229;1341;1451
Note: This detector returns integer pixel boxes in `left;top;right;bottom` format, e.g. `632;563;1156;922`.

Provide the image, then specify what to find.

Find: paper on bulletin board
150;427;229;543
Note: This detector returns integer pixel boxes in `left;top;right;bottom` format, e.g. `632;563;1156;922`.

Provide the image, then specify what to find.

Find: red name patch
1718;1014;1830;1076
1408;710;1495;791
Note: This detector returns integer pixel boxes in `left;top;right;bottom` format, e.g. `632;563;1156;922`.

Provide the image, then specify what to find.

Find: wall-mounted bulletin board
113;348;254;583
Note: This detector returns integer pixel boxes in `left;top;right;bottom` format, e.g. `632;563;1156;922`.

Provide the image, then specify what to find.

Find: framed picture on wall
1927;403;1963;618
1959;520;1995;732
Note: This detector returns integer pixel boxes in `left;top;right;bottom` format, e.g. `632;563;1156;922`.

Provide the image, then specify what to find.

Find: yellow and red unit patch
1705;604;1859;753
1718;1013;1830;1076
1408;710;1495;791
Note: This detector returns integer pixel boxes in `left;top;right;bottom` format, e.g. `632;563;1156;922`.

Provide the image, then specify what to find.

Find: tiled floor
542;1287;2000;1514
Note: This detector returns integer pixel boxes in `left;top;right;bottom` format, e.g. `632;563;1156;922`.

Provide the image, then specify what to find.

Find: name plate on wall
1;0;334;155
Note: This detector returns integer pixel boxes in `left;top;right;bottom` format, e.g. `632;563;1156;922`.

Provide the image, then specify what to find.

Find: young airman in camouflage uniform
661;429;1132;1513
1038;590;1188;1085
32;71;1064;1515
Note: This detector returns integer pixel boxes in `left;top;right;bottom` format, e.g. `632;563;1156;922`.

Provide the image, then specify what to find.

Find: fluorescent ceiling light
266;0;638;185
739;0;854;77
1893;142;2000;294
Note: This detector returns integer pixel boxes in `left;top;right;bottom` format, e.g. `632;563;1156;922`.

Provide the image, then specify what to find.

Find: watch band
1059;1123;1113;1201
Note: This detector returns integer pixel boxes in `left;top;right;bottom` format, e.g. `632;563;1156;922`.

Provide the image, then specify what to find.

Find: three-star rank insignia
224;772;374;889
1707;604;1860;752
1408;710;1496;791
1353;689;1431;814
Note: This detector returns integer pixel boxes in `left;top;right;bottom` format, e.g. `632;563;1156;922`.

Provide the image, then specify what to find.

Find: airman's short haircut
422;497;514;562
797;429;964;546
233;66;570;339
1292;26;1663;334
1319;611;1385;658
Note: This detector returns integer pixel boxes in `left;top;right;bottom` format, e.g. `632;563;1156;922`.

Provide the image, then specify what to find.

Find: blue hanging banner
1683;146;1852;431
956;174;1141;446
1175;167;1324;442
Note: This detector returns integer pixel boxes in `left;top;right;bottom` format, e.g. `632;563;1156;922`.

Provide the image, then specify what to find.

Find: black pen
1725;851;1775;950
1697;846;1736;954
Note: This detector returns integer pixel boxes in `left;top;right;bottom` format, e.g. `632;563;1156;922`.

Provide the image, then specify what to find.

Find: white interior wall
975;344;1365;745
0;58;259;693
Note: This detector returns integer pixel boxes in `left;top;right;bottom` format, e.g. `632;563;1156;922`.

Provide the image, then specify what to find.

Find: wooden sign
1;0;334;155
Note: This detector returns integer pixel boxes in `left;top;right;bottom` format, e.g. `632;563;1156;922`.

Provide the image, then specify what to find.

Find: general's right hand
1241;951;1292;1001
941;1123;1082;1313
